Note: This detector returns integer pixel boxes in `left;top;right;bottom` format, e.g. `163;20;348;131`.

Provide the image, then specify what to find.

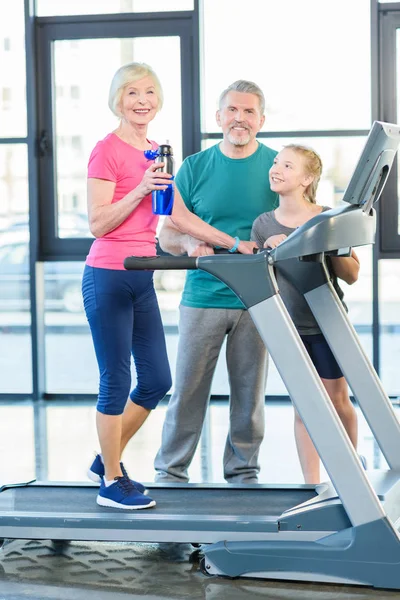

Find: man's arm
158;217;214;257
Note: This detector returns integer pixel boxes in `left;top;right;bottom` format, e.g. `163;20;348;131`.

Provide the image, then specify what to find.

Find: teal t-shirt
176;142;278;308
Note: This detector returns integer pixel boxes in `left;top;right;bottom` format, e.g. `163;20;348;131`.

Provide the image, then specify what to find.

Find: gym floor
0;399;400;600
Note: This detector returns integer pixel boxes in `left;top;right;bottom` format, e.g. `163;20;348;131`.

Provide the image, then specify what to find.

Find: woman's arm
87;178;141;238
330;249;360;285
170;186;256;254
87;164;172;238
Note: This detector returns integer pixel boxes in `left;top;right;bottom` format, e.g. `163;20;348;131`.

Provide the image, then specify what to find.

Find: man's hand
238;240;258;254
186;236;215;257
264;234;287;249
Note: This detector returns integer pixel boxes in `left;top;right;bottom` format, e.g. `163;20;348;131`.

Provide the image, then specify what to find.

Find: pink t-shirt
86;133;159;270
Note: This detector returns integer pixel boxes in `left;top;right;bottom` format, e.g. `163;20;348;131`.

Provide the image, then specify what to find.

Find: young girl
251;144;361;484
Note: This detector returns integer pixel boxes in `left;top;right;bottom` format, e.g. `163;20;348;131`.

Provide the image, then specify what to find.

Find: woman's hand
264;234;287;249
136;162;173;198
238;240;258;254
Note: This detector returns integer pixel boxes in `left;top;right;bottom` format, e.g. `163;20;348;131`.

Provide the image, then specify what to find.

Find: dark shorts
300;333;343;380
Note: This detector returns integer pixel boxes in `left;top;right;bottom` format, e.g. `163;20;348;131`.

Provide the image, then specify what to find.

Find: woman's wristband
228;236;240;253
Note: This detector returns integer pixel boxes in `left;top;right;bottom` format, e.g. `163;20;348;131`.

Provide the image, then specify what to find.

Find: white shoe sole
87;468;149;495
96;496;156;510
87;469;102;484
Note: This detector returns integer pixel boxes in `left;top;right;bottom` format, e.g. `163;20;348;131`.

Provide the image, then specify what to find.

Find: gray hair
218;80;265;115
108;62;164;118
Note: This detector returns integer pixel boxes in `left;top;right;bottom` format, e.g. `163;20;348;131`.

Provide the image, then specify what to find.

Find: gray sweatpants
154;306;268;483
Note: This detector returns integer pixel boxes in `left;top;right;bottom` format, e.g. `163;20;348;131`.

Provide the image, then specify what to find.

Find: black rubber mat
1;485;316;517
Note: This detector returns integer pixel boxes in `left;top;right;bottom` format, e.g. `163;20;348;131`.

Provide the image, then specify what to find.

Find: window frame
35;10;201;261
378;5;400;256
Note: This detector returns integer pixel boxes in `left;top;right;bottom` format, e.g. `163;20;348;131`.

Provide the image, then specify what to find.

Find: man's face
216;91;265;147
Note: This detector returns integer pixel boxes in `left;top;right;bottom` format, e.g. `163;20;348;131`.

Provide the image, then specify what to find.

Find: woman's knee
154;371;173;399
96;398;126;416
97;373;131;415
131;371;172;410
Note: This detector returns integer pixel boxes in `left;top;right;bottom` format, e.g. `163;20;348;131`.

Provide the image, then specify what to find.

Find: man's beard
227;129;251;146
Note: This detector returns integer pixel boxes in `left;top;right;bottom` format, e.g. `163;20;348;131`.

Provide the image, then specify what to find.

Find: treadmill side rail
249;296;386;529
305;281;400;471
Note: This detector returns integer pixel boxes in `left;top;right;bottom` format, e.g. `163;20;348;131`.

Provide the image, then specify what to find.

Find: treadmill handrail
124;255;198;271
269;205;376;263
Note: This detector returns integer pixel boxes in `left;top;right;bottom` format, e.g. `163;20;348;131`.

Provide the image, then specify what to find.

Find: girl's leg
294;409;320;484
294;377;357;485
322;376;358;449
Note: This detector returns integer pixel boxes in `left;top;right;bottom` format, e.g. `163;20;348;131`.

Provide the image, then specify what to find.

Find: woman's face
118;75;159;127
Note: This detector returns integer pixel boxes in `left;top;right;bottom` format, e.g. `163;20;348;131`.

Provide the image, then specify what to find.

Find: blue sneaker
88;454;147;495
97;476;156;510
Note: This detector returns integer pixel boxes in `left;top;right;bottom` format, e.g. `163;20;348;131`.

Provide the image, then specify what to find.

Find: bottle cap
158;144;173;156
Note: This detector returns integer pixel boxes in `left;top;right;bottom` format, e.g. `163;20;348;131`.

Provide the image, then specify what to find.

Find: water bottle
144;143;174;215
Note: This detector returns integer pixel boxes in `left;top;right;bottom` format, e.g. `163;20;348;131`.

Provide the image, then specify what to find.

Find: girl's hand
136;162;173;198
264;234;287;249
238;240;258;254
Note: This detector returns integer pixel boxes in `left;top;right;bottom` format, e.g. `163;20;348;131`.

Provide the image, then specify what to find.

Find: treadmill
0;121;399;589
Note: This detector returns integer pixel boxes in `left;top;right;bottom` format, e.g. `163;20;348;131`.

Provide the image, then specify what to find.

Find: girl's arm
87;164;171;238
170;185;256;254
329;249;360;285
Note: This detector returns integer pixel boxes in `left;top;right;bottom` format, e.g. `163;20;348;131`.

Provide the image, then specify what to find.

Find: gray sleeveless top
251;208;346;336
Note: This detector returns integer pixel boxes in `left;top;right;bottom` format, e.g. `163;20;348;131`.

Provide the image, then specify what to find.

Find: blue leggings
82;265;172;415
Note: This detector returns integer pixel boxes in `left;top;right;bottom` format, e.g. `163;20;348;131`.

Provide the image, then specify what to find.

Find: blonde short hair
108;62;164;117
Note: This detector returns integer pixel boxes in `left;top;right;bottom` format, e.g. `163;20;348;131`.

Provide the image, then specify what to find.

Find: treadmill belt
3;486;316;517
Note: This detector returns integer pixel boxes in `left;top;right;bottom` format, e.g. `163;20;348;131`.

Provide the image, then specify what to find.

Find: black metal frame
377;3;400;255
35;10;200;261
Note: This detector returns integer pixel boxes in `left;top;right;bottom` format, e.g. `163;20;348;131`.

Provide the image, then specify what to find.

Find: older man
154;80;278;483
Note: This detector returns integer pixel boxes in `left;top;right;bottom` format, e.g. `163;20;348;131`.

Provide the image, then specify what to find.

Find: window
0;3;26;136
0;145;32;394
70;85;80;100
2;87;11;105
202;0;371;133
71;136;82;151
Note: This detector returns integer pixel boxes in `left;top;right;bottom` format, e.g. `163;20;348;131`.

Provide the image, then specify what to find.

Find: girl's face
118;75;159;126
269;148;313;195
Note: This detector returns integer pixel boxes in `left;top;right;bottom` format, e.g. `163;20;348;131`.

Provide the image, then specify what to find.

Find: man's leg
154;306;227;482
223;310;268;483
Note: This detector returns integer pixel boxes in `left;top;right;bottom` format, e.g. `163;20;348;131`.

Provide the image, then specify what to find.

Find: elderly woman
82;62;254;510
